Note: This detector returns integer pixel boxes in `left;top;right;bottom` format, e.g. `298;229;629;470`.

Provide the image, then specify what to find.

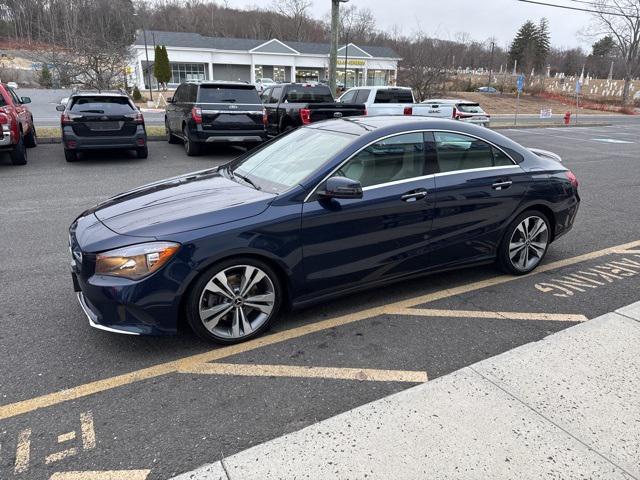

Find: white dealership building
131;30;400;90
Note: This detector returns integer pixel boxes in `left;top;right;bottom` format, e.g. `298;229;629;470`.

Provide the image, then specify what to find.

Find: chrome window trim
201;110;264;115
303;129;519;202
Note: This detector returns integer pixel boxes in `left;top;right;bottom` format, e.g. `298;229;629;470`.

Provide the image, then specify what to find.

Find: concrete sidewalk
172;302;640;480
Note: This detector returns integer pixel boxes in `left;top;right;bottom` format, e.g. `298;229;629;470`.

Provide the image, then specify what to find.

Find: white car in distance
255;77;276;92
419;99;490;127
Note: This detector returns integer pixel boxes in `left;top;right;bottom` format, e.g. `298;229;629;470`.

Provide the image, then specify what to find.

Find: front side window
354;89;371;104
335;133;426;188
339;90;357;103
229;128;354;194
434;132;513;172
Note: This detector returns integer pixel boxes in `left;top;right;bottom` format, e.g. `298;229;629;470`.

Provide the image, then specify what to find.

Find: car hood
91;168;275;237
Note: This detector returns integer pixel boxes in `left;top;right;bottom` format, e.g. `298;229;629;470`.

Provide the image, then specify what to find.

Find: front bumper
62;125;147;150
76;291;141;335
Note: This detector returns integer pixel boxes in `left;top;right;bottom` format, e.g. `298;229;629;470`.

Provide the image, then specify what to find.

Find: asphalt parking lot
1;123;639;479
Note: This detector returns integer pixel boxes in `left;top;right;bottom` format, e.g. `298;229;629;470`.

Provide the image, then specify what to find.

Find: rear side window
284;86;334;103
198;86;260;104
70;96;134;114
354;89;371;104
374;89;414;104
434;132;513;172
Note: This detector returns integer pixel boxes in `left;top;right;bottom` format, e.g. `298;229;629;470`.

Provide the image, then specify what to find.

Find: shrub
132;85;142;101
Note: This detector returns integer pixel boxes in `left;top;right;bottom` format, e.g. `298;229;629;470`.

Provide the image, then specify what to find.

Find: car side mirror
166;96;173;103
56;104;65;111
20;97;31;104
318;176;363;200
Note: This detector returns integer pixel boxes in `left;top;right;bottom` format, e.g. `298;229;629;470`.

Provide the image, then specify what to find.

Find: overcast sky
228;0;595;50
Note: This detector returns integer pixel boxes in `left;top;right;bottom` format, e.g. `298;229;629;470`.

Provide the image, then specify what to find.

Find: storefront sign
337;59;366;66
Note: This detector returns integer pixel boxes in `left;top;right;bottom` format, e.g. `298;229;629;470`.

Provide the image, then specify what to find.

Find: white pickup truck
337;86;457;119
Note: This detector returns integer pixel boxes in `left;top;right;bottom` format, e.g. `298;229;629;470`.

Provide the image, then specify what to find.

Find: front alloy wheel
499;211;550;274
187;260;281;343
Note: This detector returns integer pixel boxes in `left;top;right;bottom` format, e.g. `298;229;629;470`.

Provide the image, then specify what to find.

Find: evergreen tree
153;45;171;91
132;85;142;101
509;20;538;74
38;63;52;88
534;18;551;72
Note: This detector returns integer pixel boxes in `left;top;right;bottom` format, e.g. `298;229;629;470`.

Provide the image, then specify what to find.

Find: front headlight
95;242;180;280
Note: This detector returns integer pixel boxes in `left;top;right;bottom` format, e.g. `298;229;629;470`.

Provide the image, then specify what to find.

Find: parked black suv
165;81;267;156
57;90;147;162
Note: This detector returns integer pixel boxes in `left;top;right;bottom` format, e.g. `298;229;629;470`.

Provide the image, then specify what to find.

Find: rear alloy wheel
498;211;550;275
183;126;201;156
24;125;37;148
186;259;281;344
9;133;27;165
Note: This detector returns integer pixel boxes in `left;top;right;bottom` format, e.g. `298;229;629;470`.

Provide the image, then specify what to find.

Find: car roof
186;81;253;88
70;91;129;98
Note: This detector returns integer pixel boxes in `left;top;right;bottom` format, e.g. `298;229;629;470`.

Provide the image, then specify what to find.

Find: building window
170;63;208;84
366;70;389;86
296;69;321;82
273;66;287;83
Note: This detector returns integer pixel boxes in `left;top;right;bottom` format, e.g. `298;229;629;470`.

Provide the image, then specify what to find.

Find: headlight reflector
95;242;180;280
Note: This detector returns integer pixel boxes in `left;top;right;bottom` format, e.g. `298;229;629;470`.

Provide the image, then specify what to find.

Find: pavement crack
468;366;639;480
220;457;232;480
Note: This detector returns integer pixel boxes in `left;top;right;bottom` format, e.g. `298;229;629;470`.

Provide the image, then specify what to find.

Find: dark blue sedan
70;116;580;343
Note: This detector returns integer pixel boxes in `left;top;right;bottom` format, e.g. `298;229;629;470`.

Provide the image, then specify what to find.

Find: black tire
183;126;202;156
136;145;148;159
9;133;27;165
64;149;78;162
24;124;37;148
497;210;551;275
166;120;179;144
185;257;283;344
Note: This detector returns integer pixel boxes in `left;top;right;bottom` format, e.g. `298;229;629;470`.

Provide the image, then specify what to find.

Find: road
0;124;639;479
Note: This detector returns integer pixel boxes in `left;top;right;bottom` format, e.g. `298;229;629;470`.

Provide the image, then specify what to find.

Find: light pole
343;29;349;89
134;12;153;102
329;0;348;97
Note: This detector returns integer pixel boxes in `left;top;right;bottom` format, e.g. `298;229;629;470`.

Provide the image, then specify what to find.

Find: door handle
401;189;428;202
492;180;513;190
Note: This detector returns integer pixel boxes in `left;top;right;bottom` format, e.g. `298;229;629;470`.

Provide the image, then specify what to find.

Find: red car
0;83;36;165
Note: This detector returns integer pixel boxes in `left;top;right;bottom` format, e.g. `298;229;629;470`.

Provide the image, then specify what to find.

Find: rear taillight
191;107;202;124
133;111;144;124
262;108;268;126
452;106;458;120
61;113;72;125
300;108;311;125
565;170;579;189
363;108;368;116
403;106;413;115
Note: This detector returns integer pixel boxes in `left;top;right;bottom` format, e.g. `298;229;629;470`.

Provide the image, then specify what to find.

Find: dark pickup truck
260;83;365;136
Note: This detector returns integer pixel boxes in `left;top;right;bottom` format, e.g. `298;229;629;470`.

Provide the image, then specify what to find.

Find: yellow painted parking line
393;308;588;322
45;448;78;464
14;428;31;474
57;431;76;443
49;470;151;480
178;362;428;383
80;411;96;450
0;239;639;422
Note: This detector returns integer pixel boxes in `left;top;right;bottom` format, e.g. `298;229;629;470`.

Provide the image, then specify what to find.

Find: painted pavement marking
392;308;588;322
0;239;638;423
178;363;428;383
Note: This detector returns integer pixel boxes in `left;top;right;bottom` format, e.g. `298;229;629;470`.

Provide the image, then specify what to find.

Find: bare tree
591;0;640;104
271;0;312;41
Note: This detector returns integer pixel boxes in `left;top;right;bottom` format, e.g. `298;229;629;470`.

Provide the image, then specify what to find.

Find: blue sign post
515;74;525;125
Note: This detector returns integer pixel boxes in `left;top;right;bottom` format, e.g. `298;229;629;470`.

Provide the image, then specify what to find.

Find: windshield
198;86;260;104
458;103;484;113
229;128;354;194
